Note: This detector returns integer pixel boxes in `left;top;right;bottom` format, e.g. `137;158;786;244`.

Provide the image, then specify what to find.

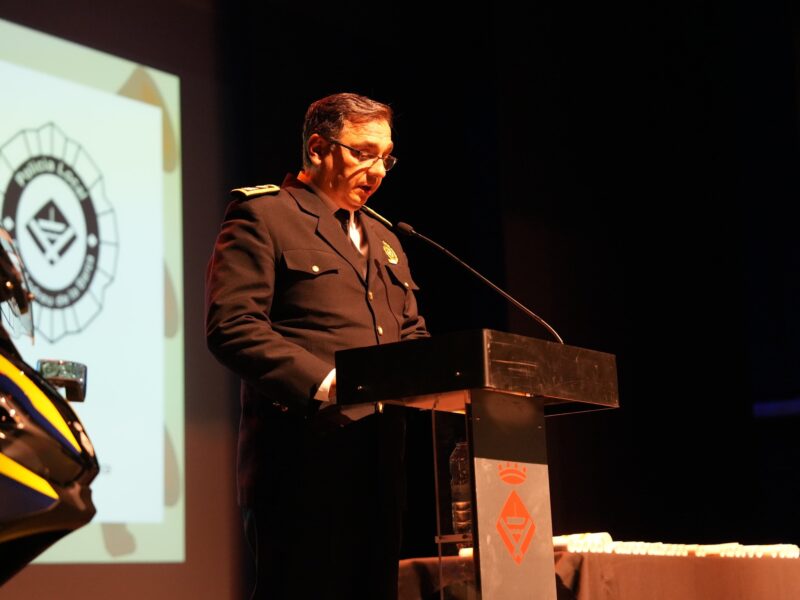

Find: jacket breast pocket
385;262;420;292
383;262;420;317
274;249;345;318
282;249;340;278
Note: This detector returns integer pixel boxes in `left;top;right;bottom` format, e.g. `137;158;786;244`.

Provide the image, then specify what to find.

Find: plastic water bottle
449;441;472;547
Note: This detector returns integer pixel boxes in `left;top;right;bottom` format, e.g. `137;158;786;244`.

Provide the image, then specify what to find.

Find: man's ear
307;133;327;166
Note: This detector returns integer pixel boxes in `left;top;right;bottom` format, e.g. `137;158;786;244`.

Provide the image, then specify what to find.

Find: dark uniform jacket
205;173;428;506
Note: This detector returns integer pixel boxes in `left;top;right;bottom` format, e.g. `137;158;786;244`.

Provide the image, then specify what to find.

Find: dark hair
302;93;393;168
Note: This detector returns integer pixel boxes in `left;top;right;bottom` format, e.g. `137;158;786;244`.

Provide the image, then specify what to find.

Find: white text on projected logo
0;123;118;342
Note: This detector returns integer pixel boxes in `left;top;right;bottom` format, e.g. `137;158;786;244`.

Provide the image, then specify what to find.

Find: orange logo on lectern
498;462;527;484
496;462;535;564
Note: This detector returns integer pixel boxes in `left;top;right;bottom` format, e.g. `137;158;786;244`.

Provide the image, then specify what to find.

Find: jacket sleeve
205;198;332;410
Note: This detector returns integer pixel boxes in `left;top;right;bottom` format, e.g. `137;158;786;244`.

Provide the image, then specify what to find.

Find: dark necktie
334;208;350;236
334;209;367;278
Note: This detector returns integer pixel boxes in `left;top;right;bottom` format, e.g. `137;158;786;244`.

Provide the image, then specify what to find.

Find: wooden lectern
336;329;619;600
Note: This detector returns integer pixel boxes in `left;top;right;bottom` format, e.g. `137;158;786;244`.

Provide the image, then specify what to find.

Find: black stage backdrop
1;0;798;598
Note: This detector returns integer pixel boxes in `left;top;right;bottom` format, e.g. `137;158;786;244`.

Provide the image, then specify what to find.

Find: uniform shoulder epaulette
230;184;281;200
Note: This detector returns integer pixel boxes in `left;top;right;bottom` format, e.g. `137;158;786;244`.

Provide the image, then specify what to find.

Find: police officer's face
315;119;393;211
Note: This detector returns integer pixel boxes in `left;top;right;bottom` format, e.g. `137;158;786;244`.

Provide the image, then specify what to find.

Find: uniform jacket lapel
284;176;367;283
361;214;385;289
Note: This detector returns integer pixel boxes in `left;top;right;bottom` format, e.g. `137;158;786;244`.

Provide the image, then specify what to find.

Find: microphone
360;205;564;344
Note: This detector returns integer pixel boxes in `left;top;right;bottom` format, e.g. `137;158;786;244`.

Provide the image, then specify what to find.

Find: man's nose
367;156;387;178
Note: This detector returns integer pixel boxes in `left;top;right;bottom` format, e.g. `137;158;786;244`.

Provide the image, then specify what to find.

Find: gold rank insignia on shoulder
382;240;399;264
230;184;280;199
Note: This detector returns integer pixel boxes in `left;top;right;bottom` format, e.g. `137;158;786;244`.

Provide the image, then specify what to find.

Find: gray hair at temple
302;93;393;168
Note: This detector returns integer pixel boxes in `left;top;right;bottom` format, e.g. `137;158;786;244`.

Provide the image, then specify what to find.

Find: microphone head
396;222;416;236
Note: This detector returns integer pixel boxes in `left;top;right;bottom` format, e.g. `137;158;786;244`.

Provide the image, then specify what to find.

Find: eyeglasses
327;138;398;171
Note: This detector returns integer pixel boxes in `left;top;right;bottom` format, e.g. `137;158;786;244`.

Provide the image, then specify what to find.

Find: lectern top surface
335;329;619;414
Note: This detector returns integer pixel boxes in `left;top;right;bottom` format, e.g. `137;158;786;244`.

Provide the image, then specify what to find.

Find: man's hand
319;373;374;422
339;403;377;422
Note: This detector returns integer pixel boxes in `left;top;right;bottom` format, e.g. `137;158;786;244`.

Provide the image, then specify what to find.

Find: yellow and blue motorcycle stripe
0;453;59;521
0;353;81;455
0;453;57;499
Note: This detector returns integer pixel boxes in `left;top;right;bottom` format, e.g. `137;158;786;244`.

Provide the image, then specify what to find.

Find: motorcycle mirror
36;360;88;403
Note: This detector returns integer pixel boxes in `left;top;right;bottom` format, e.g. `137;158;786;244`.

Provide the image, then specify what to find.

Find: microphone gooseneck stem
359;205;393;230
359;205;564;344
398;222;564;345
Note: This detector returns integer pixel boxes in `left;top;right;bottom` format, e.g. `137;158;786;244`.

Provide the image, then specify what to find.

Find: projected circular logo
0;123;118;342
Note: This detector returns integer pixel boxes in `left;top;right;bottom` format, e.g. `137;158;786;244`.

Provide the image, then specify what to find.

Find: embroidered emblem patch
382;240;399;264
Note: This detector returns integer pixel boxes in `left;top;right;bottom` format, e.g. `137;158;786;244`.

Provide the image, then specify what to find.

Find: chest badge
382;240;399;264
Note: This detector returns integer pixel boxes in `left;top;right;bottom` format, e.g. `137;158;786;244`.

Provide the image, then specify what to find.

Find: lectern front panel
469;390;556;600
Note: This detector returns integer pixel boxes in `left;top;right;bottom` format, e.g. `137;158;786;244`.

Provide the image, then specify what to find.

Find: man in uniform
205;93;428;599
